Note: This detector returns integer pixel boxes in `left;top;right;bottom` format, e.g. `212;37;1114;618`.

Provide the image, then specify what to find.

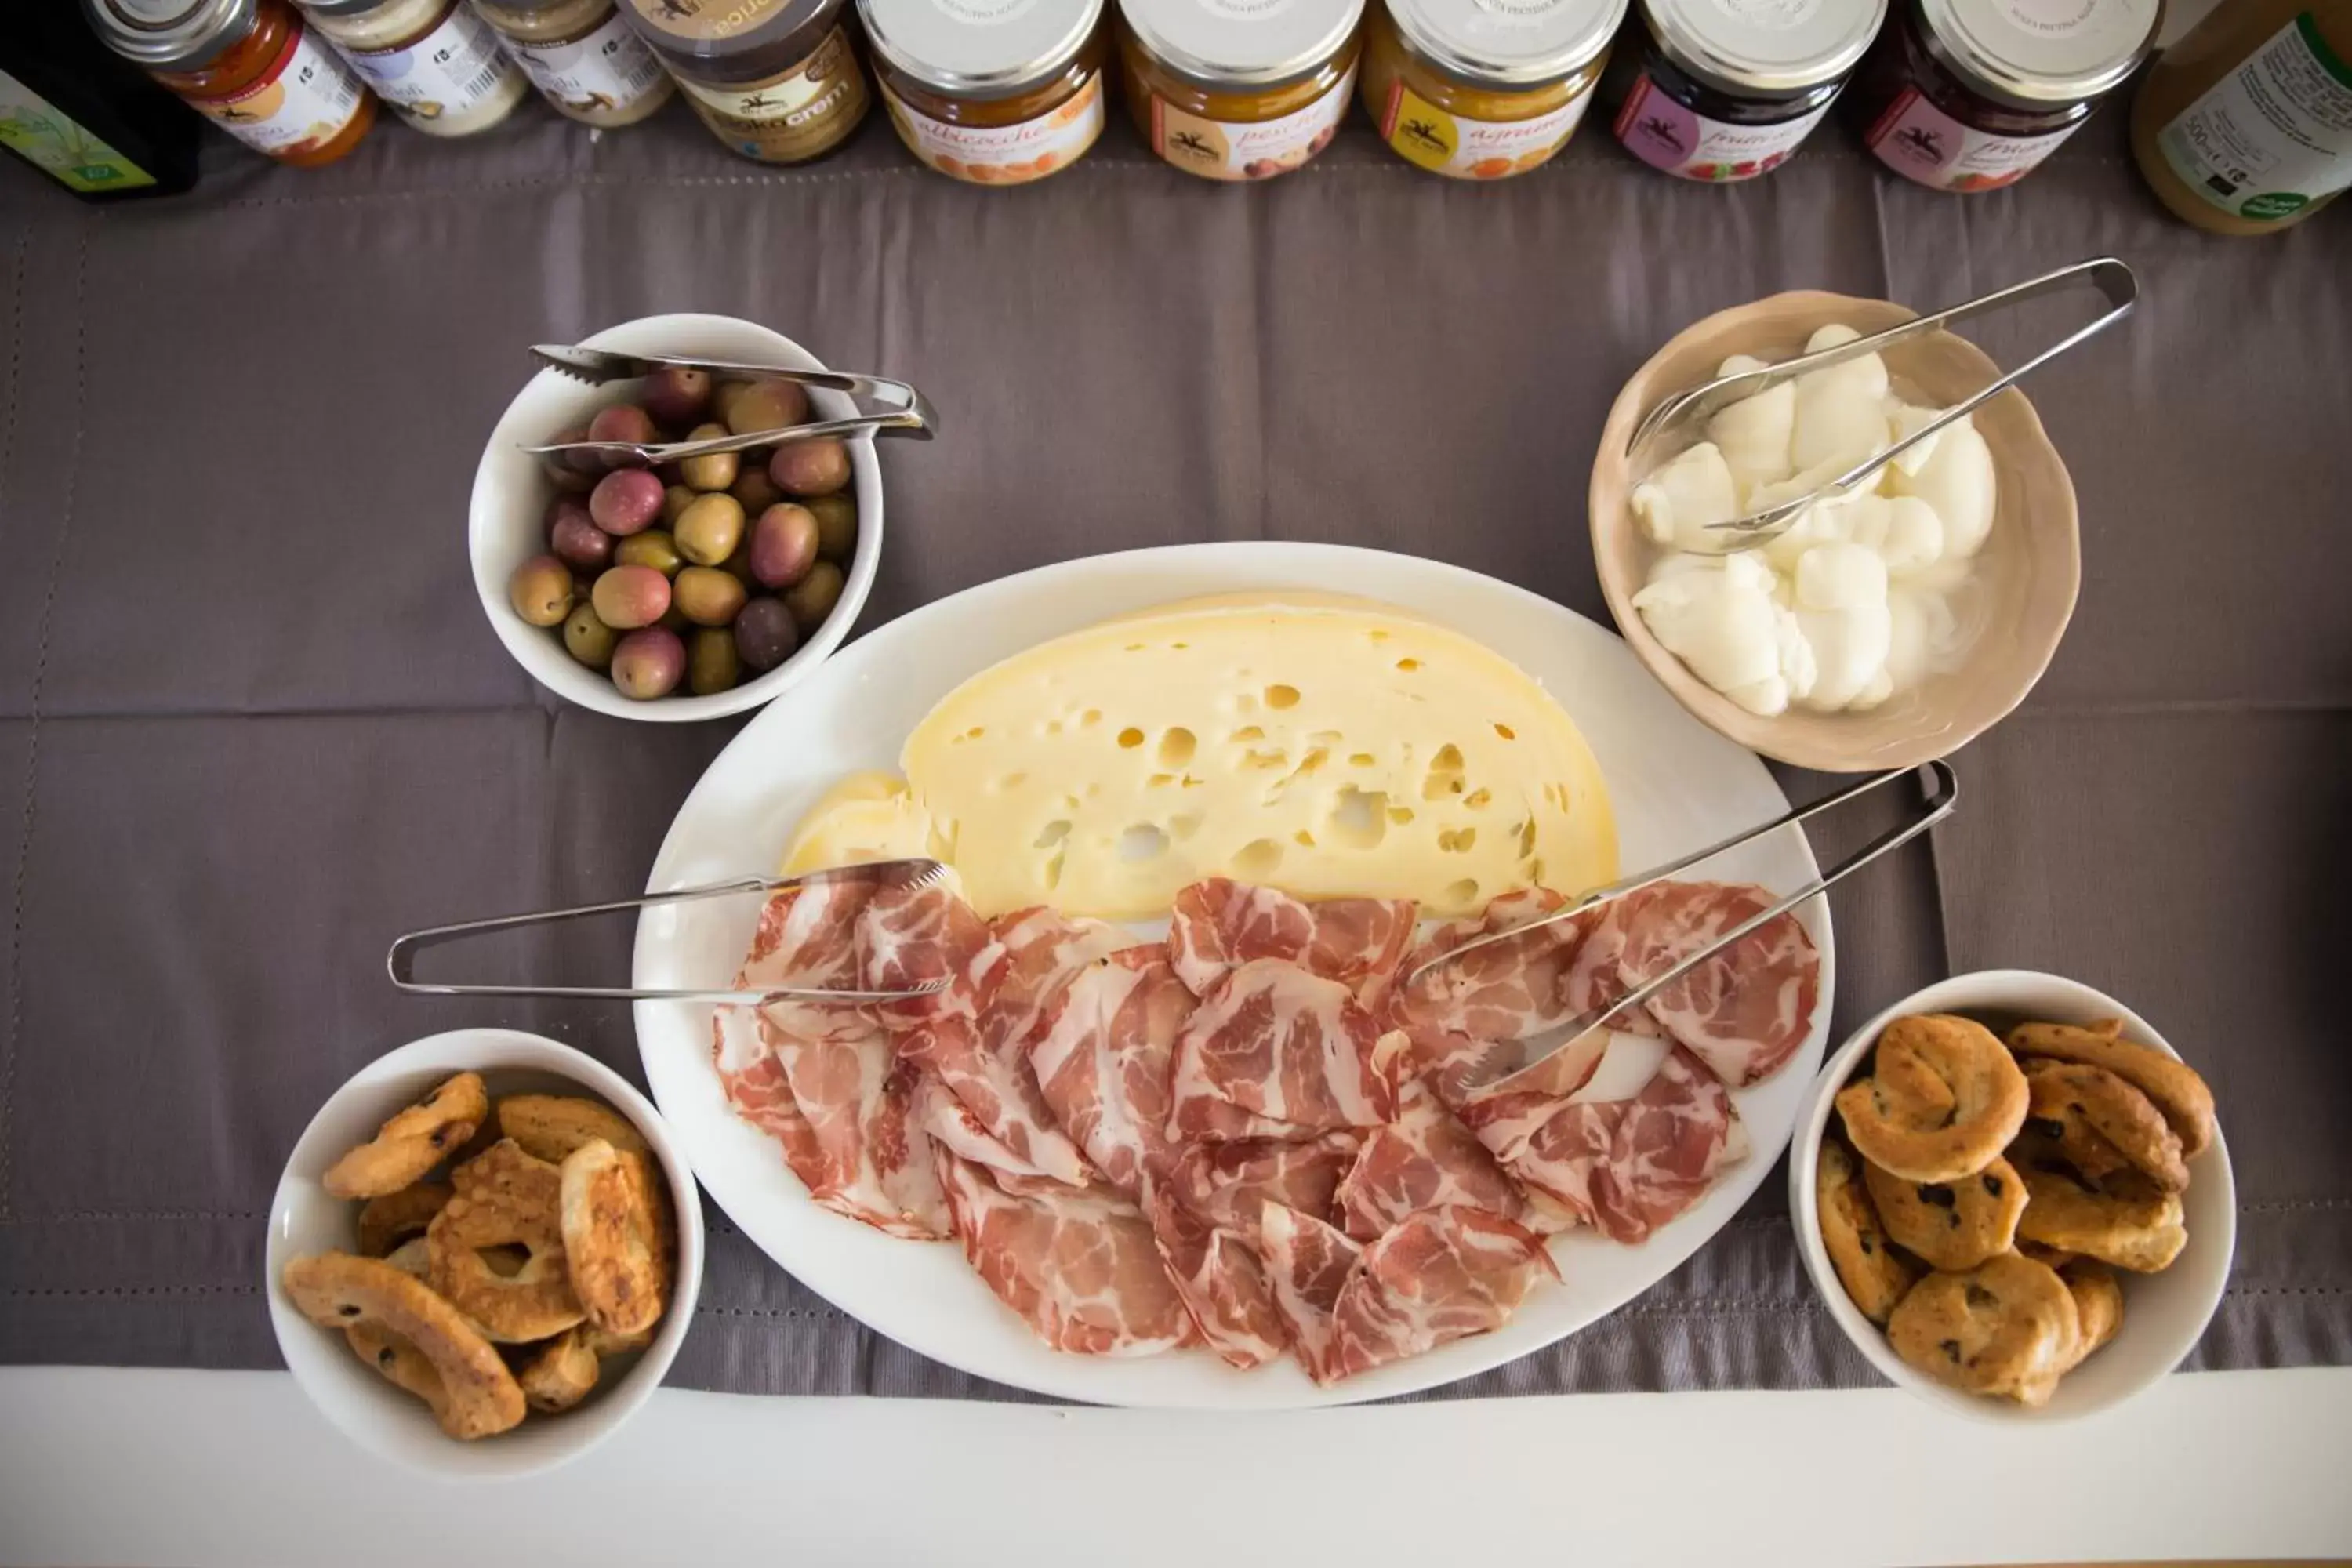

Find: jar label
880;70;1103;183
332;0;517;122
192;24;367;155
1149;64;1353;180
1378;78;1594;177
1612;70;1830;180
624;0;793;44
505;10;670;118
0;67;159;191
677;24;869;161
1863;85;2080;190
2157;13;2352;221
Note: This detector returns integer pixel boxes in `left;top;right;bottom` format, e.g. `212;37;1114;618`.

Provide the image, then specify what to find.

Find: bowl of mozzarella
1589;292;2081;772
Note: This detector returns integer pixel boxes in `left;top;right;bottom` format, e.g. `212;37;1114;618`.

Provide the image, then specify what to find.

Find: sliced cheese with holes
889;598;1617;920
779;771;952;882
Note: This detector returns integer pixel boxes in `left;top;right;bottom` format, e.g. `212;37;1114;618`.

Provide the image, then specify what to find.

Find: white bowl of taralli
1791;971;2233;1423
266;1029;704;1479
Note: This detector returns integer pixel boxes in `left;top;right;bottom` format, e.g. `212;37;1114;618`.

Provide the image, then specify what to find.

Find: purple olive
588;403;659;468
730;466;784;514
643;366;713;430
732;597;800;672
541;424;598;492
590;564;672;630
550;509;615;573
590;468;665;536
770;438;851;498
749;503;819;589
611;627;687;700
508;554;575;628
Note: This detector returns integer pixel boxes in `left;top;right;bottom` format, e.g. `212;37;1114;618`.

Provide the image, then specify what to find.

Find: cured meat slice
1145;1184;1287;1369
1258;1201;1365;1383
855;879;1005;1029
1394;1023;1518;1110
1168;878;1416;1006
736;882;875;1047
1335;1078;1525;1240
989;906;1133;1051
1559;887;1664;1038
936;1149;1195;1356
902;1014;1095;1189
1330;1206;1559;1381
1392;887;1591;1043
711;1008;824;1180
913;1071;1073;1190
1028;945;1195;1200
1164;1132;1362;1236
1615;881;1820;1087
1460;1089;1620;1229
1168;960;1398;1141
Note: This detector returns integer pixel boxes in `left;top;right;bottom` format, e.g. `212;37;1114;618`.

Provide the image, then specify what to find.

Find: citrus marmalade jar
862;0;1107;183
1848;0;2157;192
620;0;870;163
298;0;527;135
82;0;376;166
1118;0;1366;180
1608;0;1884;180
1359;0;1625;177
470;0;674;127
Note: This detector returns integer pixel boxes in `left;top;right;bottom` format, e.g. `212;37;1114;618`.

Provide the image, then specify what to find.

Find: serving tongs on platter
1406;760;1959;1091
1628;256;2138;553
520;345;937;464
385;857;953;1005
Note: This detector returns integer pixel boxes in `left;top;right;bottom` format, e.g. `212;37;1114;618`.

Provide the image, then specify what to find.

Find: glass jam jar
1606;0;1885;180
1849;0;2158;192
1118;0;1366;180
298;0;527;135
862;0;1107;183
471;0;674;127
82;0;376;166
620;0;871;164
1359;0;1625;178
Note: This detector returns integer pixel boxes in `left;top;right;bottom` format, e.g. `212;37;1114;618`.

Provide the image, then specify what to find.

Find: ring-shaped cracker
356;1181;452;1258
282;1251;524;1439
1886;1250;2080;1402
1816;1139;1921;1323
323;1073;489;1200
427;1138;585;1342
1864;1155;2027;1272
1835;1014;2028;1183
498;1094;650;1163
2007;1019;2216;1158
560;1138;671;1338
2016;1163;2187;1273
2022;1059;2190;1193
518;1325;603;1414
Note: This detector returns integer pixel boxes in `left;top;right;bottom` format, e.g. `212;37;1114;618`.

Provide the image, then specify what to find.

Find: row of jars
83;0;2164;194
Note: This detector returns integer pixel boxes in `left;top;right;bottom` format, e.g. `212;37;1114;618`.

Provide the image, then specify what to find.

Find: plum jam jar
862;0;1108;185
1848;0;2158;191
1118;0;1366;180
1608;0;1886;181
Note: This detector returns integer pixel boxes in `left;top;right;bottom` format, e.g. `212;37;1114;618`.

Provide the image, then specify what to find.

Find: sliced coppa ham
936;1149;1196;1356
1027;944;1195;1200
1335;1078;1526;1240
1145;1184;1288;1370
1168;878;1417;1007
1258;1201;1366;1384
1392;887;1588;1042
1614;881;1819;1087
1167;959;1399;1141
1163;1132;1362;1239
1330;1206;1559;1381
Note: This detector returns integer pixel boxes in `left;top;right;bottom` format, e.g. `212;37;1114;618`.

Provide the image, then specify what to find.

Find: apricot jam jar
1359;0;1625;178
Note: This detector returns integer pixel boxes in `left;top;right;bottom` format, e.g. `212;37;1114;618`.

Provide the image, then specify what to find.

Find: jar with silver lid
862;0;1109;185
1606;0;1888;180
82;0;379;165
1847;0;2158;191
470;0;676;128
297;0;528;134
1359;0;1629;178
1117;0;1367;180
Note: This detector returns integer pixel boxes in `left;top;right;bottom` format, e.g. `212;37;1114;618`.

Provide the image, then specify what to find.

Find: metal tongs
520;345;937;466
1628;256;2138;553
385;858;953;1005
1405;762;1959;1090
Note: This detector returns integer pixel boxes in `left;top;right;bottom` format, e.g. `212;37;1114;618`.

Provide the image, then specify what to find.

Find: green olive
805;493;857;564
674;492;746;567
783;560;845;633
562;604;619;670
730;466;784;515
673;564;749;627
660;484;696;527
679;423;738;492
726;378;811;436
508;554;575;627
688;626;741;695
615;528;682;576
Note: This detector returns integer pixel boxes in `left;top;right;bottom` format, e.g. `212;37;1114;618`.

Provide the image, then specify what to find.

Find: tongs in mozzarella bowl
520;345;938;464
386;858;953;1004
1407;762;1958;1088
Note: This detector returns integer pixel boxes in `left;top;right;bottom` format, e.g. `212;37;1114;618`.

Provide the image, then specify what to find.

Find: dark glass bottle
0;9;202;199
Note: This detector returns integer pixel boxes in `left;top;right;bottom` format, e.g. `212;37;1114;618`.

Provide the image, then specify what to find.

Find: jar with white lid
862;0;1108;183
1360;0;1628;177
1848;0;2158;191
470;0;675;126
1607;0;1887;180
298;0;528;134
1118;0;1367;180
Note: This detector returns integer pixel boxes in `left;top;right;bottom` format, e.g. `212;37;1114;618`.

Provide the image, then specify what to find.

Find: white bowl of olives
469;313;882;720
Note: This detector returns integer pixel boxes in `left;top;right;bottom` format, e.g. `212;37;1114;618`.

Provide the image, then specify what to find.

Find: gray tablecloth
1;90;2345;1402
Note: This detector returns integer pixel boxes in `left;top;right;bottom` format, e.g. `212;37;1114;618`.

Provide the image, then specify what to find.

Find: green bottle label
0;67;159;193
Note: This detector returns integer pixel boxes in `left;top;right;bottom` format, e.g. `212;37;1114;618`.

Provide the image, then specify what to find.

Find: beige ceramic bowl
1590;292;2082;772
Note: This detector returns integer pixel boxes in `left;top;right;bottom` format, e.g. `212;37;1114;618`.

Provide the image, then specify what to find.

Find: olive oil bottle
0;9;201;201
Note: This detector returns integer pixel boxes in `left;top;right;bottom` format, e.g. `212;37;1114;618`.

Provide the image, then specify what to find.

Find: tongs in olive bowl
520;345;938;466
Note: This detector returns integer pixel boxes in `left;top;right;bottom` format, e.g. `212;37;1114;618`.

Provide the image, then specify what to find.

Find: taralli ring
517;1325;602;1414
1864;1154;2027;1272
2022;1058;2190;1193
2016;1163;2188;1273
1835;1014;2028;1183
2006;1019;2216;1159
1815;1139;1920;1323
282;1251;525;1440
560;1138;671;1338
427;1138;586;1342
356;1181;452;1258
1886;1250;2081;1404
499;1094;651;1163
322;1073;491;1200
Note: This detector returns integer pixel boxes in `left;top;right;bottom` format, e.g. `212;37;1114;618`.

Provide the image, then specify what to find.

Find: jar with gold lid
298;0;528;135
619;0;870;163
1360;0;1624;177
1118;0;1365;180
862;0;1107;183
470;0;675;126
1606;0;1885;180
82;0;377;166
